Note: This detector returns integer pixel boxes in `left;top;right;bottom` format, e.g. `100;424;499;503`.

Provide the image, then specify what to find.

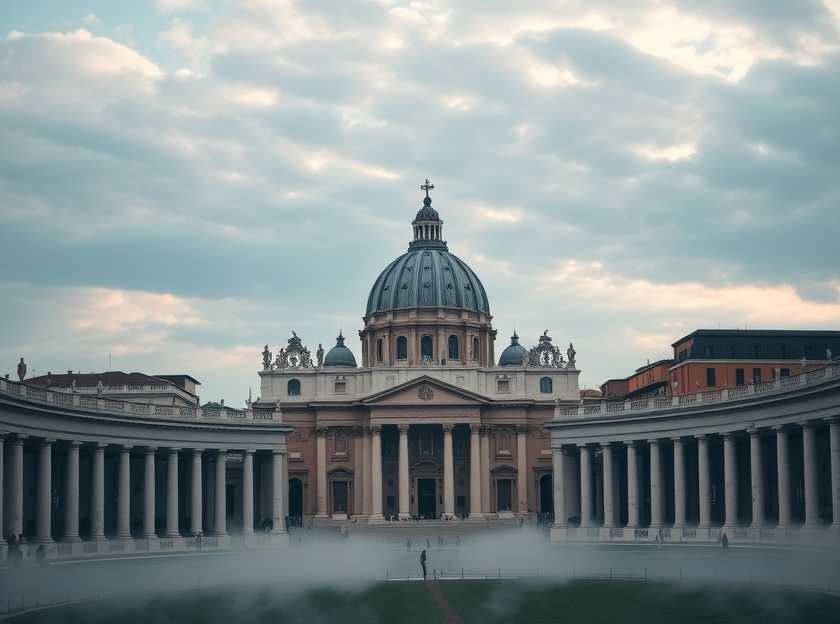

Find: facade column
829;418;840;528
214;450;227;536
673;437;686;528
143;448;157;538
370;426;384;521
362;427;371;516
649;439;664;528
315;428;328;518
802;423;819;528
0;437;4;548
242;450;255;535
774;426;791;528
271;450;286;534
118;445;132;540
696;435;711;528
723;433;738;529
749;429;764;527
552;448;566;526
469;424;483;519
579;444;593;527
516;425;529;515
601;442;616;528
625;441;639;529
91;443;106;542
36;438;54;544
443;424;455;517
480;426;491;514
191;449;203;536
398;424;410;519
353;428;363;518
9;435;26;538
166;448;180;538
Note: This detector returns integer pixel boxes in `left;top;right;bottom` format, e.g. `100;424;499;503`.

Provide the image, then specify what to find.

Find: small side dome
324;333;357;367
498;331;527;366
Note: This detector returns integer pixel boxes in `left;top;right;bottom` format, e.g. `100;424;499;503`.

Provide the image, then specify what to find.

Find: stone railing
560;362;840;419
0;378;281;423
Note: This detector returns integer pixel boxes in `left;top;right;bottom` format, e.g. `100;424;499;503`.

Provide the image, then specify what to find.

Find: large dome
366;247;490;316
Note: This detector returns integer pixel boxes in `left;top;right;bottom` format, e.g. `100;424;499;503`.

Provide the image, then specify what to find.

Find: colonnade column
166;448;180;538
579;444;593;527
271;450;286;534
723;433;738;528
673;437;686;529
649;439;664;528
829;417;840;529
802;423;819;528
9;435;25;538
118;445;132;540
36;439;54;544
696;435;711;528
191;449;203;536
370;426;384;521
601;443;616;528
315;428;328;518
143;448;157;539
443;424;455;517
516;425;528;515
749;429;764;527
469;425;483;519
625;441;639;529
552;447;566;527
91;443;106;542
0;437;4;548
214;450;227;536
242;450;254;535
775;426;791;528
398;425;410;520
480;426;491;514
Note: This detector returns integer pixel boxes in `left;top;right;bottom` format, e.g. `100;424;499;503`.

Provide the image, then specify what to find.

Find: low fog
2;526;839;615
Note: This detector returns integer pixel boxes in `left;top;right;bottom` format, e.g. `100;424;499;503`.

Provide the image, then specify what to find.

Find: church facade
254;183;580;523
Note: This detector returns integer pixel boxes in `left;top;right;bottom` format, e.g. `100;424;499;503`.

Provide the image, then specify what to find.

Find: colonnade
313;423;532;520
552;417;840;539
0;434;288;554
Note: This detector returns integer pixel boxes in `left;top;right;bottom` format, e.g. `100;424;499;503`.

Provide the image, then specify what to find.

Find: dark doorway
288;478;303;526
421;335;434;360
497;479;513;511
332;481;349;514
540;474;553;516
418;478;436;518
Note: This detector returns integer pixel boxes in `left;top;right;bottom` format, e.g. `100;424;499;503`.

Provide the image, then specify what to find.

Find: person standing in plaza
420;549;427;580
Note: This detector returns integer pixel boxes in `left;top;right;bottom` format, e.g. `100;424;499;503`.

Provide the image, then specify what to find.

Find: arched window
472;336;479;361
540;376;553;394
421;335;434;360
448;335;459;360
287;379;301;396
396;336;408;360
376;338;384;362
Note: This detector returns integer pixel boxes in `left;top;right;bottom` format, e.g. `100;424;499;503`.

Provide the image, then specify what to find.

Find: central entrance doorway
418;478;437;519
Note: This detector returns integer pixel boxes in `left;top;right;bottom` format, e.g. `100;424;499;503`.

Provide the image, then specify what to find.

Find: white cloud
156;0;204;13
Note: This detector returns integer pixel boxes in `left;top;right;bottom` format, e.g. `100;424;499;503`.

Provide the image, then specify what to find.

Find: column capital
12;434;28;444
192;448;204;455
600;441;612;449
646;438;660;446
694;434;707;440
470;423;482;434
515;424;529;434
270;448;284;456
145;446;158;454
398;423;410;433
624;439;638;447
316;427;329;437
93;442;107;450
722;431;737;440
671;436;683;444
746;425;761;436
800;420;816;430
41;438;56;445
824;416;840;425
772;424;787;432
121;444;133;451
168;447;181;453
216;448;228;454
479;424;493;435
243;449;255;456
442;423;454;433
67;439;82;448
577;442;589;449
369;424;382;434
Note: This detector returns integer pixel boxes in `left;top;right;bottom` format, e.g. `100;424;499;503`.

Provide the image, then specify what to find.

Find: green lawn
10;580;840;624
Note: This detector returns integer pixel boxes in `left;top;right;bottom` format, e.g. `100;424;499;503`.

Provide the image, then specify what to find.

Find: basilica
254;182;580;524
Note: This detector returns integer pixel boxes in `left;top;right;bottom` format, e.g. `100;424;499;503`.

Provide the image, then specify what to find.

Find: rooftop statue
527;330;567;368
567;342;576;369
274;332;315;369
262;345;273;370
17;357;26;381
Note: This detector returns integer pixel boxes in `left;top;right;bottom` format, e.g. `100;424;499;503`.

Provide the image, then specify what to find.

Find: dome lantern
410;178;446;250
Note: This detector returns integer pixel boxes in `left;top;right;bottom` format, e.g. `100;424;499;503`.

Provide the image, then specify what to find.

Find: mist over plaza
2;1;840;623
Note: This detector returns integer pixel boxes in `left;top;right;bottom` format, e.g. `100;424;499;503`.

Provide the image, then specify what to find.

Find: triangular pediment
360;375;490;406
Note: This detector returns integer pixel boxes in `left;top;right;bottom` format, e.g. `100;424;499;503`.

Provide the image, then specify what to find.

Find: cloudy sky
2;1;839;406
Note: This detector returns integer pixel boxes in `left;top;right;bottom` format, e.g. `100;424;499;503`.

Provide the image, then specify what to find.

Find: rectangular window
334;381;347;394
706;367;716;387
752;368;762;384
780;368;790;377
497;379;510;393
735;368;745;386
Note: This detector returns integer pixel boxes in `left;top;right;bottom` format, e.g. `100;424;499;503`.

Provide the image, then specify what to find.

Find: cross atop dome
421;178;434;202
410;178;445;249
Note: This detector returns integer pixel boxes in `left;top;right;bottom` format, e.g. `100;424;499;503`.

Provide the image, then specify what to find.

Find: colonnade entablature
545;361;840;548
